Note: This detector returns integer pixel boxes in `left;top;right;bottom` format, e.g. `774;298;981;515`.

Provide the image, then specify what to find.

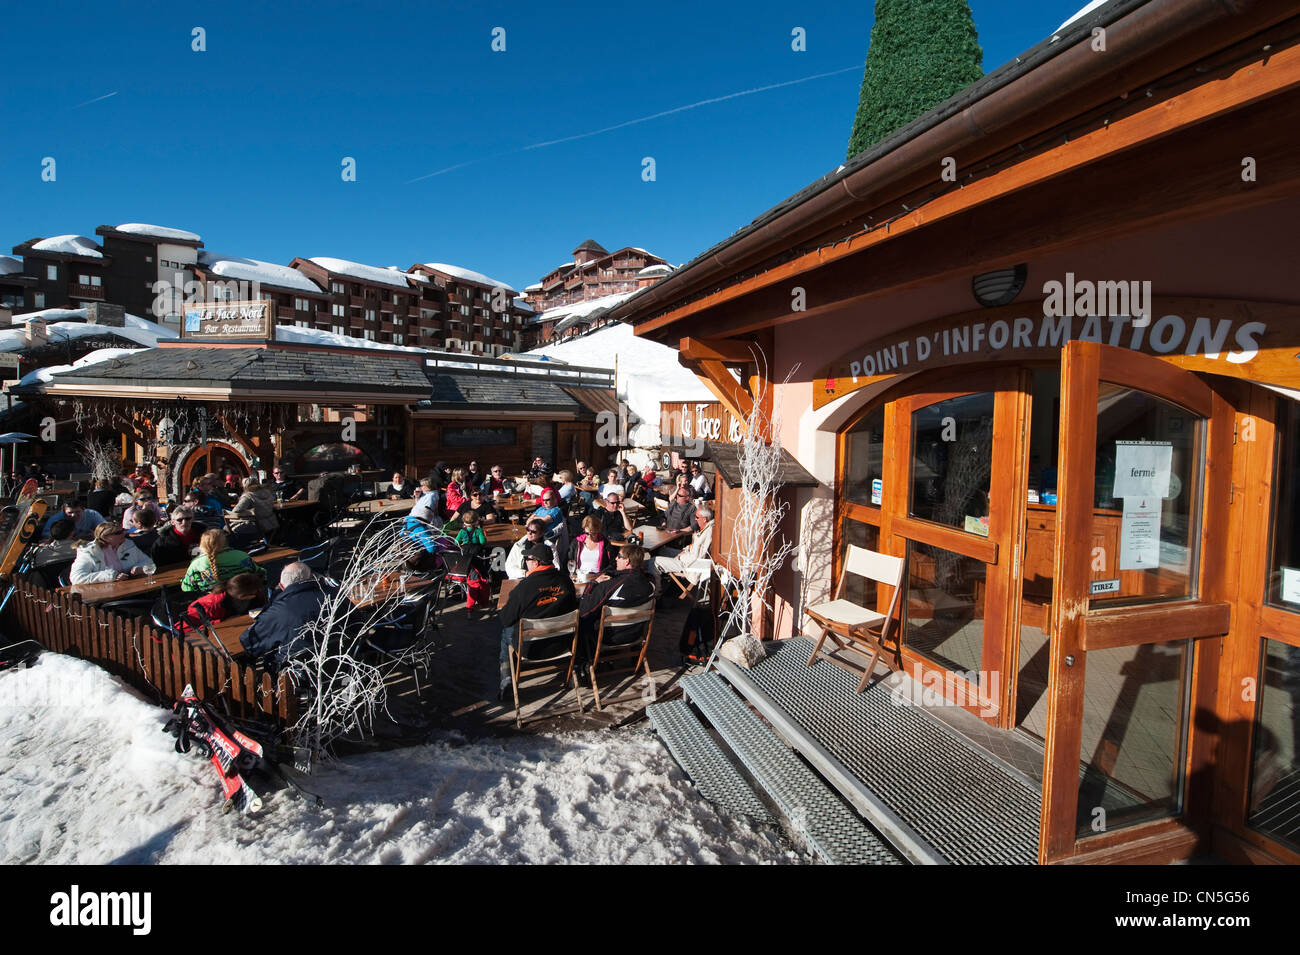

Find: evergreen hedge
847;0;985;159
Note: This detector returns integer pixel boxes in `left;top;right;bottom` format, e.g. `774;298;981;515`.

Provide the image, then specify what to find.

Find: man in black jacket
150;506;209;568
578;542;656;662
238;561;336;672
498;542;577;700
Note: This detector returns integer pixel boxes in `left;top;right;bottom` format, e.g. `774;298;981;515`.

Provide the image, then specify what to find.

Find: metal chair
587;600;656;710
805;545;905;691
509;609;582;727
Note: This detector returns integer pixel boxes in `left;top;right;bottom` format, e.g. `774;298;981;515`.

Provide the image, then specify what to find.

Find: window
294;319;311;329
46;265;57;280
145;255;153;263
78;274;90;284
331;324;346;336
393;333;404;345
294;297;310;311
332;303;345;318
91;275;102;286
34;292;45;308
363;329;376;342
365;309;376;322
331;282;345;295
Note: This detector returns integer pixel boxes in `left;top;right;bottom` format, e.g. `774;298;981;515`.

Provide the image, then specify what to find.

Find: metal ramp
678;672;902;865
716;637;1041;865
646;699;775;825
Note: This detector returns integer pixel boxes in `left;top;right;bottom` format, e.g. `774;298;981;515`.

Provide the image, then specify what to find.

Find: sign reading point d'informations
181;300;273;342
813;297;1300;410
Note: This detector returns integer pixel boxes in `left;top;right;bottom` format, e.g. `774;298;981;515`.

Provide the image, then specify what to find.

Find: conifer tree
847;0;984;159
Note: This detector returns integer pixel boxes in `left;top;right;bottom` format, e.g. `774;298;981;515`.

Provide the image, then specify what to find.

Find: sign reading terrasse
814;297;1299;410
182;300;272;341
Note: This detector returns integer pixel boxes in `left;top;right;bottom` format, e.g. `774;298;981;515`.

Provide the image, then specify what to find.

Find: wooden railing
2;578;296;724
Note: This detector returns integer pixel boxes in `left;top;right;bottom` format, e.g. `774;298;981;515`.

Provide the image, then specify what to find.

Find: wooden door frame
1041;340;1233;863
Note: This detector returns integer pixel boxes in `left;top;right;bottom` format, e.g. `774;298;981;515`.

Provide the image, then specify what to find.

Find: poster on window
1112;440;1172;498
1120;496;1161;570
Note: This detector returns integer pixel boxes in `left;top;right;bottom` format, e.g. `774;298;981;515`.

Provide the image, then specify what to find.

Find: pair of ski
164;685;266;814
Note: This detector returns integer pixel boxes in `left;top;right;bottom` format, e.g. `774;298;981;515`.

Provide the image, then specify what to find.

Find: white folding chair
805;545;905;691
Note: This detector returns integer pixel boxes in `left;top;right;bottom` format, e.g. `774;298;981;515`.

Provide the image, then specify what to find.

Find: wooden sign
181;300;272;341
660;399;743;445
814;298;1300;410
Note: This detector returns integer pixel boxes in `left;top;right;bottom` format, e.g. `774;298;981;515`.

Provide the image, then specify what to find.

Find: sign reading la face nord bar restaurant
182;300;273;341
813;297;1300;410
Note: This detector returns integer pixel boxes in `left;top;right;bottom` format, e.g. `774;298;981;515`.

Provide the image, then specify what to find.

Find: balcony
380;321;395;334
349;315;365;329
316;310;332;323
277;305;294;319
349;295;364;307
69;282;105;300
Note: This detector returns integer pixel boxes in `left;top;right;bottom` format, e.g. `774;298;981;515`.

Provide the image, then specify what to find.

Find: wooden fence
2;578;297;726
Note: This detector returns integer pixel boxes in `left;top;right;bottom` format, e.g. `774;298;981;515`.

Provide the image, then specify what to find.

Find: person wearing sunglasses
660;486;697;534
69;522;157;584
532;488;565;540
504;517;552;580
150;505;210;568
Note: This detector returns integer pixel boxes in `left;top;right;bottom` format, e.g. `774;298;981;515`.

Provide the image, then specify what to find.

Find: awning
704;441;819;489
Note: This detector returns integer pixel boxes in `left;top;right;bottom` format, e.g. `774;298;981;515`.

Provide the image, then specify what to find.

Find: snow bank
308;257;412;289
422;262;515;293
527;322;713;448
199;251;324;294
115;223;202;243
274;324;428;354
0;654;799;865
31;235;102;258
537;291;635;325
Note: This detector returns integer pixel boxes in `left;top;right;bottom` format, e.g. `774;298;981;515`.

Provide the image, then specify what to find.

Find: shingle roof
37;345;430;394
703;441;819;489
422;370;584;411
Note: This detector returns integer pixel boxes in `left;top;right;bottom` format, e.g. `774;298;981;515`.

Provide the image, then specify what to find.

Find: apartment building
523;240;671;344
9;235;111;314
407;262;523;357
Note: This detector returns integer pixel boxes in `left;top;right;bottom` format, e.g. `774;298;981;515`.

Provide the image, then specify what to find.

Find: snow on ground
30;235;102;258
115;223;202;243
528;322;713;447
0;654;802;865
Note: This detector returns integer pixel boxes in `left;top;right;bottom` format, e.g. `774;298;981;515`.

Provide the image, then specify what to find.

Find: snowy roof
1056;0;1111;32
524;282;543;292
114;222;202;243
402;270;430;284
30;235;103;259
537;291;635;324
0;255;21;276
422;263;516;293
15;348;145;387
637;264;672;276
198;251;324;294
273;324;428;354
512;298;535;314
308;257;412;289
1;309;177;355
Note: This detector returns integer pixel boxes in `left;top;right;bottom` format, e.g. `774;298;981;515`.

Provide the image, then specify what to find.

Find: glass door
1040;340;1231;862
881;368;1028;723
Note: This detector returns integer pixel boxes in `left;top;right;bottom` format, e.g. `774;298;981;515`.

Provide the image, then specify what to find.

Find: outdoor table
484;523;527;546
630;525;690;553
348;570;440;609
496;574;588;610
61;546;300;605
187;614;252;657
348;498;416;516
495;494;541;515
273;499;318;512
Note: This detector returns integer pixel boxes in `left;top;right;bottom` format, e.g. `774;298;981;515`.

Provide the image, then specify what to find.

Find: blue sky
1;1;1093;291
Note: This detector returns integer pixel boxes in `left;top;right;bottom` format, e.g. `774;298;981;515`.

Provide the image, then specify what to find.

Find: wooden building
614;0;1300;863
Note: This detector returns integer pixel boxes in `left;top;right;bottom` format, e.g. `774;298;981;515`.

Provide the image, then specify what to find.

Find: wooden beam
679;336;760;364
637;47;1300;342
688;358;754;423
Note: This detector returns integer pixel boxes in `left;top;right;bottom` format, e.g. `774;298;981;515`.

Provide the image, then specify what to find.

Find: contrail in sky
72;91;118;109
406;65;859;184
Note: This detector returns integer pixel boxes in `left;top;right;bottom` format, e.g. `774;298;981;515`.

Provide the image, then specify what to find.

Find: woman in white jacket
70;523;157;584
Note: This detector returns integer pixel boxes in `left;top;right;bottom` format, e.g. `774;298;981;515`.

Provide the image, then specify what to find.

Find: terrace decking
652;637;1043;865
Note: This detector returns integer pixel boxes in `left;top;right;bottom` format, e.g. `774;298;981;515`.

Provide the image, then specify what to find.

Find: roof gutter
610;0;1279;327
